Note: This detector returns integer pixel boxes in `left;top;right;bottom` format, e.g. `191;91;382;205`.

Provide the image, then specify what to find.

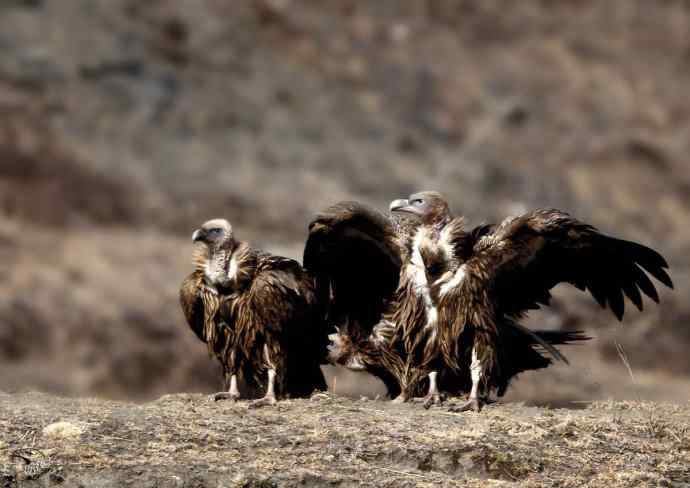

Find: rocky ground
0;392;689;487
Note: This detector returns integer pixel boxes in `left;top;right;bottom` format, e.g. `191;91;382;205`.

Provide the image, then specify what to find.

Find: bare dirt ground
1;392;689;488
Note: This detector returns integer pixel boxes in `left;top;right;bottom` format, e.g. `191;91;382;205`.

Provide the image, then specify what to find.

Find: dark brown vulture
180;219;327;407
388;191;673;411
303;197;590;407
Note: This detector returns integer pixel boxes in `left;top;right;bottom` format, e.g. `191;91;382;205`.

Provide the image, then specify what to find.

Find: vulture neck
432;215;452;232
421;213;453;237
420;204;452;230
203;240;249;290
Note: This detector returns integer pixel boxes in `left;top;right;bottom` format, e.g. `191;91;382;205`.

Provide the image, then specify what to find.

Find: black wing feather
303;201;407;339
475;209;672;321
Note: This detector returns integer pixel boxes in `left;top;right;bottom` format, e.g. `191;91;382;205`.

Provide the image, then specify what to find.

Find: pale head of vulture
389;191;451;225
191;218;238;286
192;218;235;249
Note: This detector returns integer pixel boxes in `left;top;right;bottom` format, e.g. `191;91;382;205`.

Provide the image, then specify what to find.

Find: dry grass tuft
42;422;83;440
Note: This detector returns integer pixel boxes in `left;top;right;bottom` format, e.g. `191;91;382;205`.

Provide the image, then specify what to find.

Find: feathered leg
390;370;414;403
209;328;241;402
449;347;484;412
248;344;280;409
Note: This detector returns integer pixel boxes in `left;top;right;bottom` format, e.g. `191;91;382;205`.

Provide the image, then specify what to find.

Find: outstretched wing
467;209;673;320
303;201;410;340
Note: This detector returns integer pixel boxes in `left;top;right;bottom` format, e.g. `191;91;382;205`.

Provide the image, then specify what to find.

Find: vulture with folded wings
180;219;327;407
305;192;672;411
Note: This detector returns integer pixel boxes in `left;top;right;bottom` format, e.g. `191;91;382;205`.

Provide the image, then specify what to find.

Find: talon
414;372;444;409
247;395;277;409
209;392;240;402
391;394;407;404
423;392;445;410
449;397;482;413
412;392;445;409
481;396;496;405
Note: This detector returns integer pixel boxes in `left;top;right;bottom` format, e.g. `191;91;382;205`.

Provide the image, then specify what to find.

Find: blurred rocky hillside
0;0;688;401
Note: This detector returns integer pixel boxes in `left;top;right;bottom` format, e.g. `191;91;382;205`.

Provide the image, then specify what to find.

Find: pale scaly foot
247;368;277;409
391;394;407;403
208;391;240;402
448;396;483;413
208;374;240;402
247;393;277;409
411;372;444;409
422;391;445;409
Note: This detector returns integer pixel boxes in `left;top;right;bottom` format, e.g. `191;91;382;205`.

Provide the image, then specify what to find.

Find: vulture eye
208;228;223;236
411;199;424;206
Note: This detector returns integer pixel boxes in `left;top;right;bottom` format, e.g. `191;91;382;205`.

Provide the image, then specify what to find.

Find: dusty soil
0;392;689;488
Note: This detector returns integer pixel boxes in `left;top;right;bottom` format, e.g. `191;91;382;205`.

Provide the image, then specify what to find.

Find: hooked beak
390;198;421;216
192;229;204;242
389;198;409;212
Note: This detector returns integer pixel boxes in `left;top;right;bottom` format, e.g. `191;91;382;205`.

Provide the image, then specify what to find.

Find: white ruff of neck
205;248;231;287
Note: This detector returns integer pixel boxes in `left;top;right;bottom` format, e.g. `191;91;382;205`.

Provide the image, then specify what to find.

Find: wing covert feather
462;209;673;320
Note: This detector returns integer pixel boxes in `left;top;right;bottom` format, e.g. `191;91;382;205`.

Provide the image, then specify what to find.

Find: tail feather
495;325;591;397
508;322;573;364
534;330;591;346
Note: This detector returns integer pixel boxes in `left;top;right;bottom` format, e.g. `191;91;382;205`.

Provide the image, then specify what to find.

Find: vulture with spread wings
304;195;596;407
388;192;672;411
180;219;327;407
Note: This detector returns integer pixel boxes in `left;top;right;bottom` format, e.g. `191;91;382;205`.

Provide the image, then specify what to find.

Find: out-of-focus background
0;0;688;405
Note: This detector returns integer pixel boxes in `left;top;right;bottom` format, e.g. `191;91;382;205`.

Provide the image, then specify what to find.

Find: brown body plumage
304;196;593;405
394;192;672;411
306;192;673;410
180;219;326;406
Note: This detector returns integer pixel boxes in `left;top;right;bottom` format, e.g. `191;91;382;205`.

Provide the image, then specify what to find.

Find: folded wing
179;271;207;343
303;201;410;340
